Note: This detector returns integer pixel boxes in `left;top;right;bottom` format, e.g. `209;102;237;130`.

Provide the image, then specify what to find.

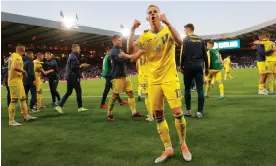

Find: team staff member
23;51;37;112
55;44;89;114
180;23;209;118
100;47;127;109
44;52;61;106
8;45;37;126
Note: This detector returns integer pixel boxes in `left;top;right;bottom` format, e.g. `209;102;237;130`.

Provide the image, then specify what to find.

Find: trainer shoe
106;114;115;121
258;89;268;95
51;102;59;107
119;100;128;106
146;115;154;122
268;91;275;95
100;104;108;109
55;106;64;114
24;115;38;122
78;107;89;112
154;149;175;163
184;110;192;116
193;112;203;118
181;144;192;162
219;95;225;99
9;121;22;127
132;112;144;117
204;94;210;98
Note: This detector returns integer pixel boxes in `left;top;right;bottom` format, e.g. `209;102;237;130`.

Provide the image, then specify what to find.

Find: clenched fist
132;19;141;29
160;14;170;25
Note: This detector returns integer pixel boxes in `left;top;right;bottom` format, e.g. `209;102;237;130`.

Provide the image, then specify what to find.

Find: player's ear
146;16;149;21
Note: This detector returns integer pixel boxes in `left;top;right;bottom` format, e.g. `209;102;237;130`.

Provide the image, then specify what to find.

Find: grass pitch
1;68;276;166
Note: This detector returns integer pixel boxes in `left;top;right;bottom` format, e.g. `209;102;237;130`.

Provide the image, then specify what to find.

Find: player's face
38;54;44;61
16;46;25;56
45;53;51;60
147;7;160;24
113;38;123;47
28;53;34;60
207;43;213;50
72;46;81;54
184;28;190;35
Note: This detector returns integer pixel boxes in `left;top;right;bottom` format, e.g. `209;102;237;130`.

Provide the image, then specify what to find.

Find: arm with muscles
12;58;27;78
180;43;185;73
119;42;145;62
127;19;141;54
160;14;183;46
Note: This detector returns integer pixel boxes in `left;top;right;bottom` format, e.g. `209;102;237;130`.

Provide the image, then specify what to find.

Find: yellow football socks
144;95;152;116
205;83;210;95
8;101;16;121
20;99;29;118
107;97;116;115
259;83;265;90
157;119;172;148
37;91;42;107
174;114;186;144
218;83;224;96
128;97;136;113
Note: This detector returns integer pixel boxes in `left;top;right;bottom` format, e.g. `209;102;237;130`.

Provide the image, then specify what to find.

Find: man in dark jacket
23;51;37;112
100;47;127;109
55;44;89;114
44;52;61;106
180;24;209;118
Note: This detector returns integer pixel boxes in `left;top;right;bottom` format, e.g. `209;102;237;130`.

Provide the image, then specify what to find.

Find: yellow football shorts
148;81;181;110
266;61;276;74
9;84;26;100
35;77;42;92
224;65;230;73
206;70;222;82
112;77;133;94
257;62;267;75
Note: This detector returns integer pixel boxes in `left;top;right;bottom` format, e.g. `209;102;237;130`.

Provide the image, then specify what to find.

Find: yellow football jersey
137;54;148;77
8;53;24;86
224;57;231;68
34;59;43;77
261;40;276;62
138;26;178;84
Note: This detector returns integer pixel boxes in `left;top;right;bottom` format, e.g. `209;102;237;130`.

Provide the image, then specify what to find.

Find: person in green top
100;47;127;108
205;41;225;99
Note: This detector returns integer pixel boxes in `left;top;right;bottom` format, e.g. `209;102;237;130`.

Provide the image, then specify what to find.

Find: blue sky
2;1;276;35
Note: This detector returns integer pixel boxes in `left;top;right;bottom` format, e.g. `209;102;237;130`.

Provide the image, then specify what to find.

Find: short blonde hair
147;4;160;12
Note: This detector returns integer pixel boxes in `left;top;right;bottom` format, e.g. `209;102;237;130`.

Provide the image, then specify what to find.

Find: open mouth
151;16;155;21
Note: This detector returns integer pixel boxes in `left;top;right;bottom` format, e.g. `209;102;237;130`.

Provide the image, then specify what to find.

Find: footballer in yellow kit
223;56;233;80
258;36;276;94
8;45;37;126
124;4;192;164
34;53;54;109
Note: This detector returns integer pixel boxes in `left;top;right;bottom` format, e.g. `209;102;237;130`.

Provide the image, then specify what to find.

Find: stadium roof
1;12;122;48
2;12;276;49
201;18;276;40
